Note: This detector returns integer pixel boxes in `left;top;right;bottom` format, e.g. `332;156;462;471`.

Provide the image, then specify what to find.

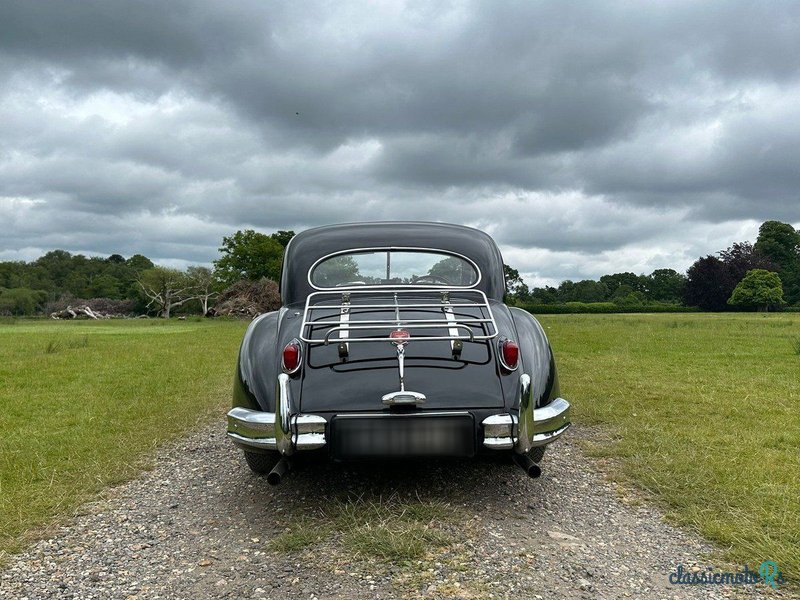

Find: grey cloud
2;0;800;283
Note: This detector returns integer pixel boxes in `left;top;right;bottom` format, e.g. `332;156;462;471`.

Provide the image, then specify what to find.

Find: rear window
310;250;480;288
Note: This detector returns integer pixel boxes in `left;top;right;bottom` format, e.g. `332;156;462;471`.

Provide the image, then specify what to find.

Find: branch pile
48;295;136;319
210;278;281;318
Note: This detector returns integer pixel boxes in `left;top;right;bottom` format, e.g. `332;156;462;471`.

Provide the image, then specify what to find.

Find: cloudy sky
1;1;799;286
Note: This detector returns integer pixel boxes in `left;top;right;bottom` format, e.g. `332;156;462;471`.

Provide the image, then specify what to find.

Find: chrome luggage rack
299;288;499;345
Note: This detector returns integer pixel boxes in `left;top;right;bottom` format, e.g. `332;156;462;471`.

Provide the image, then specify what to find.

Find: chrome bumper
481;373;571;452
227;374;326;455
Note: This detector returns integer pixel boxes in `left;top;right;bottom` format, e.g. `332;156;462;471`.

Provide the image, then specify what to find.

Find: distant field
1;315;798;582
0;318;247;559
541;312;800;580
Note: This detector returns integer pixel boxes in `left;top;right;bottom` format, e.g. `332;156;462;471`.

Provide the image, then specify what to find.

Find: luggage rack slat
300;288;498;345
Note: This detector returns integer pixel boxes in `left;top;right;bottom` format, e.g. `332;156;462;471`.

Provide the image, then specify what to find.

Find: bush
518;301;698;314
0;287;48;316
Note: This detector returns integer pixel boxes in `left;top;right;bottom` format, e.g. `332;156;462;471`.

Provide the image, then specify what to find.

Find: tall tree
214;230;285;286
728;269;784;312
599;272;647;297
646;268;686;304
503;264;530;301
754;221;800;305
684;256;734;311
272;230;296;249
754;221;800;271
718;242;776;281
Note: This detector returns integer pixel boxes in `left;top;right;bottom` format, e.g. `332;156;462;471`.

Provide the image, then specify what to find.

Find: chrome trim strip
311;317;494;326
515;374;535;454
442;292;459;351
226;431;277;450
532;423;571;446
275;373;294;455
306;246;483;292
322;322;478;344
339;295;350;352
335;410;472;418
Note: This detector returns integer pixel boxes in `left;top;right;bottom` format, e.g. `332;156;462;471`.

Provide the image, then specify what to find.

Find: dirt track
0;423;789;599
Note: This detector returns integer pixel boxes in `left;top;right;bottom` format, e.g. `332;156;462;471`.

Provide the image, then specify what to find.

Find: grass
2;313;799;584
538;312;800;580
269;495;457;562
0;318;247;560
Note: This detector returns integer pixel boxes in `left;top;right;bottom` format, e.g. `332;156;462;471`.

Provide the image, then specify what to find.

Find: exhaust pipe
267;457;292;485
513;452;542;478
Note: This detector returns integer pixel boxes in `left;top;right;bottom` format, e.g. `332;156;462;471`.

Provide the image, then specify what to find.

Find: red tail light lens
282;339;302;373
500;339;519;371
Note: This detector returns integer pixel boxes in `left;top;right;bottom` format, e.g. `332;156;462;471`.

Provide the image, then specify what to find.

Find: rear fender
508;307;560;408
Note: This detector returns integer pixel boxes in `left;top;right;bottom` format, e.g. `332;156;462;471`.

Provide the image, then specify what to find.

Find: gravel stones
0;424;790;599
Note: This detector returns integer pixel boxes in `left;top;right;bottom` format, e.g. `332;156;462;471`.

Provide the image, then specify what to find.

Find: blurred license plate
332;413;475;459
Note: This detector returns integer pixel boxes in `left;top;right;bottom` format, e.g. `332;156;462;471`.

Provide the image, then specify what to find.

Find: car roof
280;221;507;304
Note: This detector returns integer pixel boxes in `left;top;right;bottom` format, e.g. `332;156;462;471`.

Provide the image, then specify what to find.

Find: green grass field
0;318;247;560
540;312;800;580
0;314;798;580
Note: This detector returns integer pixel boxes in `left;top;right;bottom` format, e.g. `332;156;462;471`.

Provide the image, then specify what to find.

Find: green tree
599;272;647;297
272;230;296;249
502;264;530;302
312;255;361;287
214;230;285;286
568;279;609;303
88;274;123;299
646;268;686;303
127;254;155;272
728;269;784;312
0;288;47;315
754;221;800;271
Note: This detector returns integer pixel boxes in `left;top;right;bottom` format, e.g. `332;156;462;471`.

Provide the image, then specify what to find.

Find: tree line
506;221;798;312
0;221;797;316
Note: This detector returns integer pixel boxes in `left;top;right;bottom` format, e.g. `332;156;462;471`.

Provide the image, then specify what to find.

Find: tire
530;445;546;464
243;450;279;475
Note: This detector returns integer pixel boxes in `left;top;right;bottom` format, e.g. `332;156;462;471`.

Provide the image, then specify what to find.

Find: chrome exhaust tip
267;457;292;485
513;452;542;478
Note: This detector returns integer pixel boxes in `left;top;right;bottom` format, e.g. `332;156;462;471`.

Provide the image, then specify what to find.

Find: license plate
331;413;475;459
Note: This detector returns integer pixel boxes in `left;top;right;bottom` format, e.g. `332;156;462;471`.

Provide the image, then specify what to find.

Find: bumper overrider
226;372;570;456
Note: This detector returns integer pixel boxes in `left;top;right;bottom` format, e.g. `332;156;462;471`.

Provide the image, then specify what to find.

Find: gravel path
1;423;791;599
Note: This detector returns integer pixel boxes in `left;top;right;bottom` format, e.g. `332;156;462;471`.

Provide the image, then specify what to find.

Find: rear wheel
530;446;546;463
243;450;279;475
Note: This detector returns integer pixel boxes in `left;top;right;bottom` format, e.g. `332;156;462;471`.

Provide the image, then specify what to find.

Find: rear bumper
481;398;570;451
481;373;571;453
227;374;326;455
227;408;326;453
227;372;570;457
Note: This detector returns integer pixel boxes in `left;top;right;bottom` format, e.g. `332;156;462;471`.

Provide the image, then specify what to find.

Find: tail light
499;338;519;371
282;339;302;374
